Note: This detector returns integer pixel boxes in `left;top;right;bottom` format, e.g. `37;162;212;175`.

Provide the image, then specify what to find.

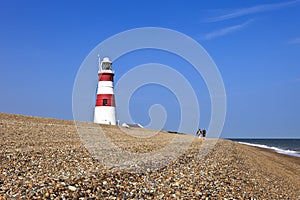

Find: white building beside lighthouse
94;56;117;125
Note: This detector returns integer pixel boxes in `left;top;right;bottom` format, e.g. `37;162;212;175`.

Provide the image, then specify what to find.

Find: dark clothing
202;129;206;137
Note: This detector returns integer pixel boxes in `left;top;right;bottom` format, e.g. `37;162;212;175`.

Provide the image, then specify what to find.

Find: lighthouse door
103;99;108;106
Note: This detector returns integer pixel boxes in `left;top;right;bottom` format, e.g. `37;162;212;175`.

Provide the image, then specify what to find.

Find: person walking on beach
202;128;206;140
196;128;202;138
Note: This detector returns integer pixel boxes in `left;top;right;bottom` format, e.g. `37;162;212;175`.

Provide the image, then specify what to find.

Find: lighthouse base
94;106;116;125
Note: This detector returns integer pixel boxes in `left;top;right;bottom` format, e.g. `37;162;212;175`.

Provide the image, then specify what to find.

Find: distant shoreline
228;138;300;158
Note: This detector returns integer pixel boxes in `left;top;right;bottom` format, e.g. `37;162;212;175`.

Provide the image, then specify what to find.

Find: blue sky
0;0;299;138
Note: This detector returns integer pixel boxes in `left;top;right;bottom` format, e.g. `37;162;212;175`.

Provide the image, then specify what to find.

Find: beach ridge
0;112;299;199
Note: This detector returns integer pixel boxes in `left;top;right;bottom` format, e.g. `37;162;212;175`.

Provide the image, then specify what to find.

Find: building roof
121;123;143;128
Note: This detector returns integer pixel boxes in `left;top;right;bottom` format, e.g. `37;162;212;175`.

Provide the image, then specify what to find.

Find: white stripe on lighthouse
96;86;114;94
94;107;116;125
98;81;113;89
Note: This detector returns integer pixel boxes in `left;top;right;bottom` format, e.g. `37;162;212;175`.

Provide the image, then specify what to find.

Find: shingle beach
0;113;299;199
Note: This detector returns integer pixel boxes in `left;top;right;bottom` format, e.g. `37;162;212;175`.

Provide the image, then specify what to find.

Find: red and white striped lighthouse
94;56;116;125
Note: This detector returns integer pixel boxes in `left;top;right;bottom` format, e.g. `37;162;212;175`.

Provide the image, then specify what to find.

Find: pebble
68;185;77;191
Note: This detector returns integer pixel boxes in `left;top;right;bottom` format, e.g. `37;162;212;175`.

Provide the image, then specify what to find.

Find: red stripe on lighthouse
95;94;115;106
99;73;114;81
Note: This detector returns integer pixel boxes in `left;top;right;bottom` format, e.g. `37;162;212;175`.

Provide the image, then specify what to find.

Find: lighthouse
94;56;117;125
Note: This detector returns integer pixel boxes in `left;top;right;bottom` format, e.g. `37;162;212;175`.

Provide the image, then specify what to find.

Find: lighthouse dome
102;57;111;63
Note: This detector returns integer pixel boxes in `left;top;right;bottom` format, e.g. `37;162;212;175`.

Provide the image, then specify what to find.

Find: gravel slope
0;112;299;199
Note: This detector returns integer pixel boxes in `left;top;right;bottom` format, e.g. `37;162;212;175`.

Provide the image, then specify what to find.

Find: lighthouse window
103;99;108;106
102;62;112;70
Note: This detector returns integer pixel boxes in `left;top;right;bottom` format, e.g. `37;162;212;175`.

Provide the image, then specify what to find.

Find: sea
228;139;300;158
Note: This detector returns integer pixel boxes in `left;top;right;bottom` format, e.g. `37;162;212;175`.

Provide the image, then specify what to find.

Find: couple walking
196;128;206;139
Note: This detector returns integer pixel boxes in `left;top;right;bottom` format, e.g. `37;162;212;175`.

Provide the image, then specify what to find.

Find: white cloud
206;0;300;22
288;37;300;44
203;20;252;40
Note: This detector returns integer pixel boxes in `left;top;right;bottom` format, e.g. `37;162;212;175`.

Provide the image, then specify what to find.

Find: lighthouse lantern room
94;56;117;125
